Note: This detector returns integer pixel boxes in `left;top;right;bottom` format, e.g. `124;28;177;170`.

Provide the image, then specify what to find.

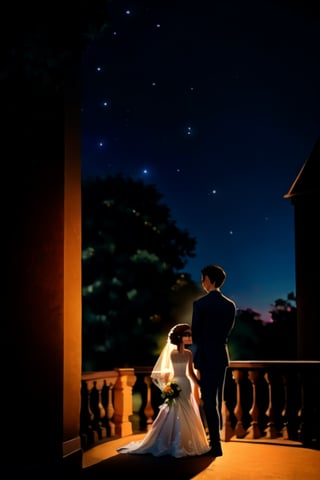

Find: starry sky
81;0;320;321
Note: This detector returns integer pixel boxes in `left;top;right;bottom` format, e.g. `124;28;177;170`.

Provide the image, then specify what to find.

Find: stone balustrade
81;361;320;451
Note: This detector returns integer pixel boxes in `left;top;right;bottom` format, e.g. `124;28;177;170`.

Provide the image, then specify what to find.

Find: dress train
117;353;210;457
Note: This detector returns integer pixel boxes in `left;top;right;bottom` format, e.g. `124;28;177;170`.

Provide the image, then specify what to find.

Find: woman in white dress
117;323;211;458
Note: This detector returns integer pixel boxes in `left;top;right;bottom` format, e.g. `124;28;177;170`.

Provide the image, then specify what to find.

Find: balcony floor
82;434;320;479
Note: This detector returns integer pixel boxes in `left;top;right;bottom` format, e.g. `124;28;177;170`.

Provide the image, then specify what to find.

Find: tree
261;293;297;359
229;294;298;361
82;174;198;370
229;308;265;360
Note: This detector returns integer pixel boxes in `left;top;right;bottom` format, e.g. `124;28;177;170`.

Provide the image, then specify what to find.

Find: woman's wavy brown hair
168;323;191;346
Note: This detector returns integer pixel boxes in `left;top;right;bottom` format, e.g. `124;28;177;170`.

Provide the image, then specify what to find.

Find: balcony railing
80;361;320;451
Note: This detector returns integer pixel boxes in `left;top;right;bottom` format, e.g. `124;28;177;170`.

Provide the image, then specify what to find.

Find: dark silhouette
191;264;236;457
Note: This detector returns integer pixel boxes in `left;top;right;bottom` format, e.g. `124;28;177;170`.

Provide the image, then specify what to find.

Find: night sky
81;0;320;321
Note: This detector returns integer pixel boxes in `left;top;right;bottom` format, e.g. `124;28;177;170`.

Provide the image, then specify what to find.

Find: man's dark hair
201;264;226;288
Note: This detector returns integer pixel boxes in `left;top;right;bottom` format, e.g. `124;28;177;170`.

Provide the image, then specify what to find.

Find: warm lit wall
4;76;82;473
63;82;82;464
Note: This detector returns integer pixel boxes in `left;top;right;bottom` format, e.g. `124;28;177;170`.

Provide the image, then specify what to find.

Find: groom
191;264;236;457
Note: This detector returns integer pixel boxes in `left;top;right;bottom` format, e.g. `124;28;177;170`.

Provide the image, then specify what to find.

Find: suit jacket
191;290;236;372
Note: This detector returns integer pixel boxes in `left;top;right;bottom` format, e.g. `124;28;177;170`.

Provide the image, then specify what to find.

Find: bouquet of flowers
161;381;181;406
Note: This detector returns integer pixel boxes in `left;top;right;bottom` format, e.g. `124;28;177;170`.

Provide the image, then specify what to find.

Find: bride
117;323;210;457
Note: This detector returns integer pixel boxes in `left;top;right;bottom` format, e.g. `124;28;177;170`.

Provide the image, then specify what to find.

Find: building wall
4;70;82;474
293;197;320;359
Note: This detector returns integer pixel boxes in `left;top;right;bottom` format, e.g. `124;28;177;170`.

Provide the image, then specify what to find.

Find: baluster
232;369;247;438
97;380;107;439
220;400;234;441
289;369;303;442
247;369;262;439
264;370;279;438
101;380;114;438
281;373;289;439
297;367;320;447
101;380;108;433
90;381;102;441
107;383;116;436
131;387;144;433
297;369;306;444
298;366;320;448
80;380;93;448
144;375;155;431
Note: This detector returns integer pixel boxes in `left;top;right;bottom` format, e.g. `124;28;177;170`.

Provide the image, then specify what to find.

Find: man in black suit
191;264;236;457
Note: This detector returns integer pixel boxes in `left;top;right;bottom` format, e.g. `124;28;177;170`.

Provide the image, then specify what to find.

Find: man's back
192;290;236;368
191;263;236;455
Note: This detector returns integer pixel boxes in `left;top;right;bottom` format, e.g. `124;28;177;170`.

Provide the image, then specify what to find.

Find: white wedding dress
117;352;210;457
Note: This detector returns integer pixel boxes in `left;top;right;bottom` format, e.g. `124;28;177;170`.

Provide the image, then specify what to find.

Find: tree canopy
82;174;199;370
229;293;297;361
